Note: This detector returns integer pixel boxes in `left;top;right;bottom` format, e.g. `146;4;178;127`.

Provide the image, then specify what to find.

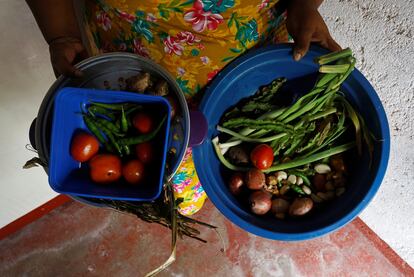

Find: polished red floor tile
0;199;412;277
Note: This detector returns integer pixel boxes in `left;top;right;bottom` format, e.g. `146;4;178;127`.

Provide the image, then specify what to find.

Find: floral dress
82;0;290;215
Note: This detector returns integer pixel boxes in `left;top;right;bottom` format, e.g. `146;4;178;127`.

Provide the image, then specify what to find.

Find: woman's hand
287;0;341;61
49;36;87;77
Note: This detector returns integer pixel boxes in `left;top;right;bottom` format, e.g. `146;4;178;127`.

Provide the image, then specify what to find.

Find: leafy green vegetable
214;48;374;173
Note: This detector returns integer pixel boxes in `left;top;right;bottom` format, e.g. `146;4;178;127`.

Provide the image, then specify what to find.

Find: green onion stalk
214;48;373;172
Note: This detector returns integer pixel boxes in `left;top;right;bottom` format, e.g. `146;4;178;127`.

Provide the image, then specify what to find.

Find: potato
227;146;249;165
229;172;244;195
126;72;152;92
249;191;272;215
271;198;290;214
245;168;265;190
313;173;326;191
289;198;313;216
330;154;346;172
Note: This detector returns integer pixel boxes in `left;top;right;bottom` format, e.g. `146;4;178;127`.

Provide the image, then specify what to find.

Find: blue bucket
193;44;390;240
49;87;171;202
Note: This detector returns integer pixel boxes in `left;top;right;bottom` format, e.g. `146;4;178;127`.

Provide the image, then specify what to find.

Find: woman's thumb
293;31;312;61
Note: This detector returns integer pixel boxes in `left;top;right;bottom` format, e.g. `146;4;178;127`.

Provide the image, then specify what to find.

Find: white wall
0;1;57;226
320;0;414;266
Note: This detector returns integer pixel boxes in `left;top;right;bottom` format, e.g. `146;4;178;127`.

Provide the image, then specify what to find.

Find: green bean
314;48;352;65
277;180;283;189
217;126;287;143
83;115;114;152
121;106;128;133
223;118;293;133
91;117;123;155
88;105;116;120
83;115;106;144
115;118;121;130
319;64;349;73
308;108;337;121
282;91;334;124
106;131;123;156
316;73;337;88
94;117;122;135
331;58;356;90
287;171;311;186
89;101;133;110
118;115;167;145
263;142;355;173
275;88;323;122
290;184;305;195
123;145;131;156
125;105;142;116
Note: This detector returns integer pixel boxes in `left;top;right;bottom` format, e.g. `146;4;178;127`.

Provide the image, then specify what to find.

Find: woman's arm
26;0;86;76
287;0;341;61
26;0;80;43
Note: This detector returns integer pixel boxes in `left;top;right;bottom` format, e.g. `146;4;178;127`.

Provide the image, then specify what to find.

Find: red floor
0;197;413;277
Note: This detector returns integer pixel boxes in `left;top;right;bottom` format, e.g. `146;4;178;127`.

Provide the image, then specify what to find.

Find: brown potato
330;155;346;172
271;198;290;214
153;80;169;96
227;146;249;165
229;172;244;195
313;173;326;191
249;191;272;215
245;169;265;190
126;72;152;92
289;198;314;216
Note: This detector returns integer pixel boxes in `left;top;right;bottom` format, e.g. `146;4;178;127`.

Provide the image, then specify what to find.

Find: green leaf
159;9;170;20
191;49;200;56
230;47;242;53
158;31;169;40
170;0;181;6
172;7;183;12
92;31;101;49
180;0;194;6
228;13;235;28
221;56;235;62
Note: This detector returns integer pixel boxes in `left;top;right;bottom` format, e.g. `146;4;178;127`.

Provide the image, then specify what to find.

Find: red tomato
250;144;274;170
132;112;153;134
89;154;122;184
70;132;100;162
135;142;153;163
122;160;145;185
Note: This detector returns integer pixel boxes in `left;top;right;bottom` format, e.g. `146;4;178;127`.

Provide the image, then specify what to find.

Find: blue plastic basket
193;44;390;240
49;87;171;201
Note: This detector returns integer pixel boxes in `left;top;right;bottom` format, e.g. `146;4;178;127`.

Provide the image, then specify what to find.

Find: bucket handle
189;110;207;147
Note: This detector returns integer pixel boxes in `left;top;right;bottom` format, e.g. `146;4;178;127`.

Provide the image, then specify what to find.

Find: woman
27;0;340;215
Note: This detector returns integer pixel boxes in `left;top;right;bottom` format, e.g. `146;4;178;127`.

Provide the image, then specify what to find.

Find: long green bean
314;48;352;65
217;126;287;143
118;115;166;145
263;142;355;173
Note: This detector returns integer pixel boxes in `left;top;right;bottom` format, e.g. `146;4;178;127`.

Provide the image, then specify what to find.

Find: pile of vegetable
24;71;216;276
213;48;373;218
70;101;166;185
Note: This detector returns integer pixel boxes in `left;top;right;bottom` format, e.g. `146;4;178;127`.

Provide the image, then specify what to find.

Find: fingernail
294;52;303;61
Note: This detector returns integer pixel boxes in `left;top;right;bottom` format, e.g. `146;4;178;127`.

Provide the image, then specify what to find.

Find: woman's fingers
292;29;313;61
52;54;83;77
326;37;342;52
49;37;85;78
